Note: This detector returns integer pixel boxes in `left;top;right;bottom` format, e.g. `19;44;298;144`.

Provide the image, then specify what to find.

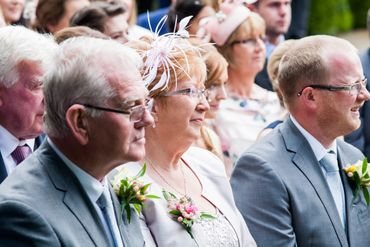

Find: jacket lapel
337;144;360;244
281;118;348;246
40;141;110;246
109;171;144;247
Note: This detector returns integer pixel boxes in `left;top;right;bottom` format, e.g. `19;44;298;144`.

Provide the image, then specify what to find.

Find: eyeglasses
231;35;266;47
160;88;209;101
297;77;368;96
83;104;148;123
207;83;227;102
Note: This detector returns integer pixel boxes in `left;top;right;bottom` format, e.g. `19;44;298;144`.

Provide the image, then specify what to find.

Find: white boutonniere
112;163;160;223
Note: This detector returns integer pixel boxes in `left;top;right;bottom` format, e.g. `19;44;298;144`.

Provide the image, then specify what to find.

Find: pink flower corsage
162;190;215;244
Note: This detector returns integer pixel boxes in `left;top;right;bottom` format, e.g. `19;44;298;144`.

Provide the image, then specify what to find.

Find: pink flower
177;216;183;222
185;205;198;214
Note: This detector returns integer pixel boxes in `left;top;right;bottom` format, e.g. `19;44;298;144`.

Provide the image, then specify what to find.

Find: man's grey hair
43;37;143;137
0;26;58;87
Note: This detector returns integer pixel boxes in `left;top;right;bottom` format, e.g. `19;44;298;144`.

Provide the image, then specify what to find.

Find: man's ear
299;87;318;110
65;104;90;145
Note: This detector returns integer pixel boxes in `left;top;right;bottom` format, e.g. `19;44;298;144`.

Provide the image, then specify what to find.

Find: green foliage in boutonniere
112;163;160;223
343;157;370;206
162;190;215;246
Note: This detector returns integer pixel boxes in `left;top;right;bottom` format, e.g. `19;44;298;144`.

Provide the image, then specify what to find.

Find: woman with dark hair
167;0;215;41
70;1;129;43
33;0;89;33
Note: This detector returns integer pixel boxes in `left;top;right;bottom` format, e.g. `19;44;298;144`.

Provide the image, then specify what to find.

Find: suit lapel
281;118;348;246
109;172;144;247
337;144;359;244
40;141;110;246
109;184;128;246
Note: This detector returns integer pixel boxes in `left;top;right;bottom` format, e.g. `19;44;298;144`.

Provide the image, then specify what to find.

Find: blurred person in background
54;26;109;43
167;0;215;41
33;0;89;33
207;1;282;163
257;39;297;138
137;0;176;35
251;0;291;91
190;38;230;175
0;0;24;25
92;0;151;39
70;1;129;43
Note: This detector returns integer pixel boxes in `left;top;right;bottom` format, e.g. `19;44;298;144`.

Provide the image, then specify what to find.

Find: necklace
148;159;187;196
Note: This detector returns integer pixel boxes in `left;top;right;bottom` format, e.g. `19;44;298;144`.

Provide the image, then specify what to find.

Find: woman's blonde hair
216;12;265;68
267;39;297;107
189;38;228;89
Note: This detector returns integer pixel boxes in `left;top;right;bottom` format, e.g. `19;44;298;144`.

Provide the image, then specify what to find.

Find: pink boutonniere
162;190;215;246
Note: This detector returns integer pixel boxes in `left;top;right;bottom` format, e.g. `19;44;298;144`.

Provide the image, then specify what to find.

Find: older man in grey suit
231;35;370;247
0;36;154;246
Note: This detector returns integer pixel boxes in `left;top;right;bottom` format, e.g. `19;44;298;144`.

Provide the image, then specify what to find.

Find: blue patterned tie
320;151;346;228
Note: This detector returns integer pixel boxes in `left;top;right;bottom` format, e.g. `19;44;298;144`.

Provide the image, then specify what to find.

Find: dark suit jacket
0;140;144;247
0;134;45;183
231;117;370;247
345;48;370;157
255;59;274;91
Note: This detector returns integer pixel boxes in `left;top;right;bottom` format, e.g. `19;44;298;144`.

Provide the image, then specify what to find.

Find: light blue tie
97;189;122;247
320;151;346;228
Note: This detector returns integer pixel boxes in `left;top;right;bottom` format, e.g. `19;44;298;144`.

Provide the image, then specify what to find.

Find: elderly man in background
231;35;370;247
0;37;153;246
251;0;292;91
0;26;58;184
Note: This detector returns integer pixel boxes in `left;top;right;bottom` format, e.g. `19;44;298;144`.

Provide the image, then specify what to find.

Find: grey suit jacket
0;140;144;247
231;117;370;247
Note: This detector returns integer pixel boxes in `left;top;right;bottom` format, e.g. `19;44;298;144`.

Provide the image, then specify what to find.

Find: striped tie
11;144;32;165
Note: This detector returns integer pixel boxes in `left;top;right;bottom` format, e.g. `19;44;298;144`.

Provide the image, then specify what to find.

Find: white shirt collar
290;115;337;161
48;138;104;203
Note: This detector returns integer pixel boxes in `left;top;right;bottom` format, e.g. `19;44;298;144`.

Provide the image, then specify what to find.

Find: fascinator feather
140;15;199;95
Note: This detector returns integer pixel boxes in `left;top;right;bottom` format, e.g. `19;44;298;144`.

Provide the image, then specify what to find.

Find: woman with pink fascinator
206;2;283;163
117;16;256;247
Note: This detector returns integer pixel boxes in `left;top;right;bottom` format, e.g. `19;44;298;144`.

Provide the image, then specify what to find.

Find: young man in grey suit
0;36;154;246
0;26;57;183
231;35;370;247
